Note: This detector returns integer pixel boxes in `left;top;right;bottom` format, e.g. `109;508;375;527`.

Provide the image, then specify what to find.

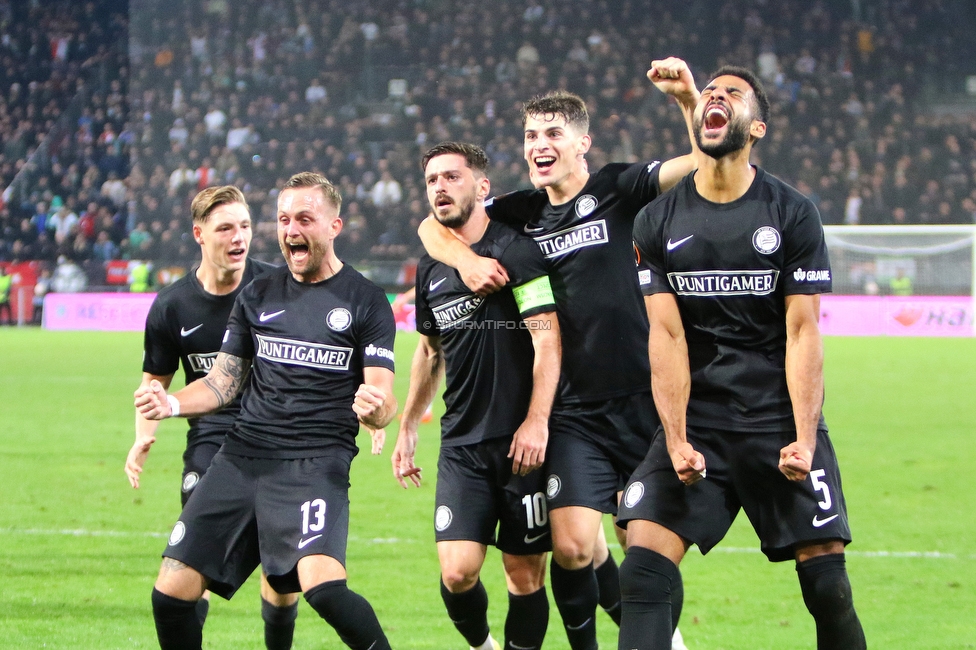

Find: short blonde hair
190;185;248;224
283;171;343;212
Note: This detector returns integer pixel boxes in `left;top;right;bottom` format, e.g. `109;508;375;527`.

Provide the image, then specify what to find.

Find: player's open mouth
287;242;309;261
703;105;729;135
534;156;556;170
228;247;246;262
435;195;453;208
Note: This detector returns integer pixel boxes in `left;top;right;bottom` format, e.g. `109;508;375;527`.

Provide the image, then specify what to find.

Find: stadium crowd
1;0;976;289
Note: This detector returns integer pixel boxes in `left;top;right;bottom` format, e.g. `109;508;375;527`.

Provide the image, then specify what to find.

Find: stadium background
0;1;975;648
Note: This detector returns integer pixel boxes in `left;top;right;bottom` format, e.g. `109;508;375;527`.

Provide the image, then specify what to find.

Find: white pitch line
0;529;967;557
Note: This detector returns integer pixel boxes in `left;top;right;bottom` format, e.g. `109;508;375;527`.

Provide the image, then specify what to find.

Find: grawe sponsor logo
668;269;779;296
793;268;830;282
256;334;352;370
534;219;609;259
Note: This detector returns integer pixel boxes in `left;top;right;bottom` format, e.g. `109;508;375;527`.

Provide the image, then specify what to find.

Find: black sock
195;598;209;628
671;564;683;632
151;588;202;650
550;559;598;650
796;554;866;650
440;579;491;647
618;546;680;650
262;598;298;650
304;580;390;650
594;553;622;625
504;587;549;650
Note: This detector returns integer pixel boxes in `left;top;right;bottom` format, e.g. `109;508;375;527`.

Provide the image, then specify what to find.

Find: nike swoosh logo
298;534;323;549
180;324;203;337
523;532;548;545
524;224;545;234
509;644;538;650
812;514;839;528
259;309;286;322
429;277;447;291
667;235;694;251
565;617;592;631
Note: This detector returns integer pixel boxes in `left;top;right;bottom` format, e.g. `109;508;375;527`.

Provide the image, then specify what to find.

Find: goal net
823;225;976;297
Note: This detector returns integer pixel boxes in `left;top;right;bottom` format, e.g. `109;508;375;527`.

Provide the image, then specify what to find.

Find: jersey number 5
810;469;832;511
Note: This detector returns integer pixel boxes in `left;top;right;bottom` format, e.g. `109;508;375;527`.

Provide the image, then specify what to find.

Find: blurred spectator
51;255;87;293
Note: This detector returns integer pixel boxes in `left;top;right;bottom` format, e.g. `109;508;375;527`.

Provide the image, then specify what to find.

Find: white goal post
823;225;976;298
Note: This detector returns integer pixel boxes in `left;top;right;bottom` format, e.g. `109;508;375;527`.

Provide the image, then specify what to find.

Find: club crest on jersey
435;505;453;531
575;194;598;218
327;307;352;331
546;474;561;499
181;472;200;493
623;481;645;508
168;521;186;546
752;226;781;254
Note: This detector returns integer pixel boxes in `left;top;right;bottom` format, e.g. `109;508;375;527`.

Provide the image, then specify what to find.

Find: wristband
166;394;181;417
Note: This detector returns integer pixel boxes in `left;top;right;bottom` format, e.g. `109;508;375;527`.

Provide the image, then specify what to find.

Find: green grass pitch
0;328;973;649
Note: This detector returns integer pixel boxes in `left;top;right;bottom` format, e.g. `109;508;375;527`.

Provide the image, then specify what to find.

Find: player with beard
136;172;397;650
393;142;560;650
418;58;699;650
620;66;866;649
125;185;300;649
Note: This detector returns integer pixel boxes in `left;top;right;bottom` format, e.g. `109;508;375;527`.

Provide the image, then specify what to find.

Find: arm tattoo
202;352;251;408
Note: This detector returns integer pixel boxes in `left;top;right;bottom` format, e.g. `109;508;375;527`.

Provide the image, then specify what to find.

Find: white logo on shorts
168;521;186;546
623;482;645;509
181;472;199;493
326;308;352;331
434;505;453;532
546;474;561;499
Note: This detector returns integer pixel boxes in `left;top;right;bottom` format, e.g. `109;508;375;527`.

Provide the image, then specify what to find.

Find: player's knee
503;554;546;594
552;536;594;569
152;587;199;619
619;546;680;606
796;554;856;620
261;596;299;626
441;565;481;593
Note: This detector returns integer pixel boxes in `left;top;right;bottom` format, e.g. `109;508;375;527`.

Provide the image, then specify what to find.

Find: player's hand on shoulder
779;441;814;482
134;379;172;420
669;440;706;485
460;256;509;296
648;57;699;107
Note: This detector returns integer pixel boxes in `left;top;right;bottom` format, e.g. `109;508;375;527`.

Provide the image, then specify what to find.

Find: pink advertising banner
819;295;974;337
43;292;156;331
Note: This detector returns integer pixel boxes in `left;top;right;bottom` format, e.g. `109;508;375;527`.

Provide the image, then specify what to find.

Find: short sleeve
142;298;180;375
485;190;545;228
414;260;438;336
500;233;555;318
782;198;832;295
358;288;396;371
220;293;255;359
632;201;673;296
616;161;663;211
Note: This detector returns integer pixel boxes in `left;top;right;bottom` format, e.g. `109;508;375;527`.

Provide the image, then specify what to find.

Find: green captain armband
512;275;555;315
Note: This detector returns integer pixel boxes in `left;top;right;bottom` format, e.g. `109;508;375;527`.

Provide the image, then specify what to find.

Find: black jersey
142;259;275;445
633;167;832;433
486;162;663;405
415;221;555;448
219;264;396;457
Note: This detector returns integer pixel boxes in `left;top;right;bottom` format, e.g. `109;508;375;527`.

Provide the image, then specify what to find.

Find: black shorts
544;391;659;515
617;426;852;562
162;449;353;598
435;437;551;555
180;440;221;507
